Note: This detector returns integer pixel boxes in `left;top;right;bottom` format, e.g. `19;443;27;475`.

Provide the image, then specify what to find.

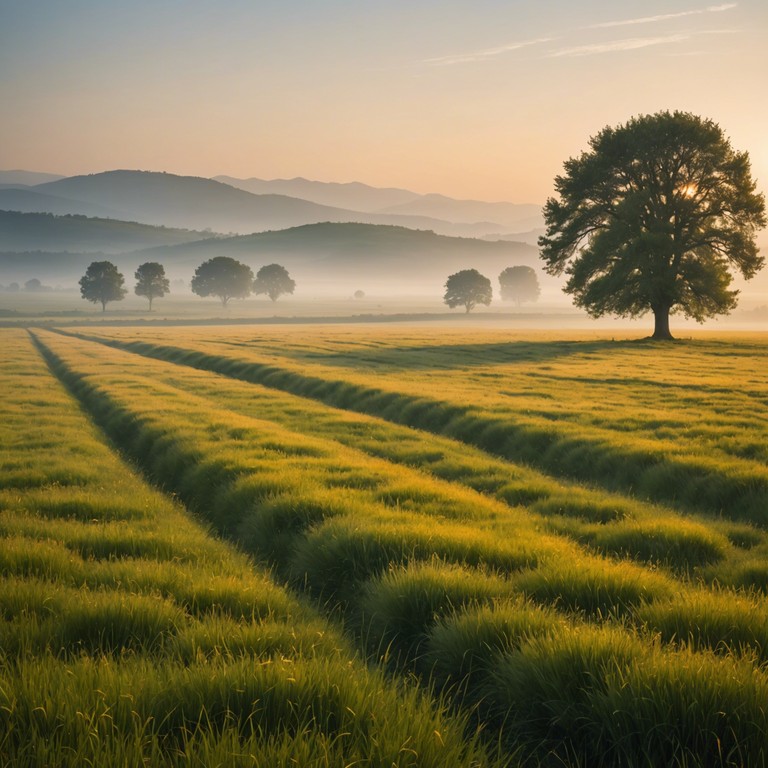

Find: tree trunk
651;305;673;340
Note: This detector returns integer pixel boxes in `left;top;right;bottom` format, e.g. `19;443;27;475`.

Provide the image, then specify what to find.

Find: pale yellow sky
2;1;767;203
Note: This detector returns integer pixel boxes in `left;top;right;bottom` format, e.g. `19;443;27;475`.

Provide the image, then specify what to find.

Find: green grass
75;326;768;523
484;625;767;767
0;329;504;768
53;327;767;584
23;326;768;766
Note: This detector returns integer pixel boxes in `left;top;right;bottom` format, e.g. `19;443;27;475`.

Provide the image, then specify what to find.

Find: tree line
77;255;542;313
443;266;540;313
78;257;297;312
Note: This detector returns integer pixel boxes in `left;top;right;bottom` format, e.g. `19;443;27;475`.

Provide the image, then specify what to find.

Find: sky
1;0;767;203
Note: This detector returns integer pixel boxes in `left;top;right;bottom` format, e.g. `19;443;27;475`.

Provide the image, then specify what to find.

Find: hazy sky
2;0;766;202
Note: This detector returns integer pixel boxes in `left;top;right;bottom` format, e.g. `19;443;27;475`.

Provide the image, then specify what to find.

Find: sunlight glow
679;183;698;198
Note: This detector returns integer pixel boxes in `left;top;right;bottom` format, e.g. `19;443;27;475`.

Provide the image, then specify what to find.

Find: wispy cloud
420;4;737;69
548;26;736;58
589;3;737;30
423;37;554;66
549;34;690;58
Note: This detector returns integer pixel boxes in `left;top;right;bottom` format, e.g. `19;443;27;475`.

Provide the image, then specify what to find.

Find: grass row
33;328;768;767
52;327;768;589
73;326;768;524
0;328;499;768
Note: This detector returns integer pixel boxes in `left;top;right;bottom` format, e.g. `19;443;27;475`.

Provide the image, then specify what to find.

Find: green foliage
78;260;127;311
539;111;767;338
190;256;254;305
253;262;296;301
498;265;540;305
134;261;170;310
443;268;492;312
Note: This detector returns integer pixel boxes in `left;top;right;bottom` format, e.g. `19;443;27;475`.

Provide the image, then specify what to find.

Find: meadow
0;329;501;767
2;323;767;766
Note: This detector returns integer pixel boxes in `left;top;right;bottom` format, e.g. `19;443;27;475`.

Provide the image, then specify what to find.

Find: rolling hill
213;175;421;212
30;171;354;234
0;220;538;295
18;171;495;236
1;170;538;238
0;170;66;186
138;221;541;292
0;188;123;219
0;210;221;253
215;175;544;233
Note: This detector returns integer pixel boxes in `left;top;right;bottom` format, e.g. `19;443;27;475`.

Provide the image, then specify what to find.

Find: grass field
3;323;767;766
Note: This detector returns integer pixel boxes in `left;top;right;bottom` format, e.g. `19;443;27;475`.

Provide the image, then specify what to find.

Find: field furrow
46;330;768;591
70;327;768;524
0;328;500;768
28;327;768;767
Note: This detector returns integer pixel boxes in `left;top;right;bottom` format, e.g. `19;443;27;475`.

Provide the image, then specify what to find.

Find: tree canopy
499;266;540;305
191;256;254;306
79;260;127;312
443;269;492;313
253;263;296;302
134;262;169;310
539;111;766;339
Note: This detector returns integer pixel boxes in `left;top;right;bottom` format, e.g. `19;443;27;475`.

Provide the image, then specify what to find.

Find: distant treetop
253;263;296;302
443;269;492;313
191;256;254;306
79;261;127;312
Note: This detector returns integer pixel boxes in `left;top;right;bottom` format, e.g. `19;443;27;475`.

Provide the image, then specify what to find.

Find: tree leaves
539;111;766;337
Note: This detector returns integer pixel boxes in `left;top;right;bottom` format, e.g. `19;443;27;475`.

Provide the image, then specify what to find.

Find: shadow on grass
274;338;643;371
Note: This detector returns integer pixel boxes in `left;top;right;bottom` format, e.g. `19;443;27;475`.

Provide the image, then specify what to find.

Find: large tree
539;111;766;339
253;263;296;302
499;266;540;305
443;269;492;313
79;260;127;312
191;256;254;306
134;261;169;311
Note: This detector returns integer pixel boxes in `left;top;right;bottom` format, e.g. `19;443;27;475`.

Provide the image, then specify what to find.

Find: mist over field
0;169;766;328
0;169;551;311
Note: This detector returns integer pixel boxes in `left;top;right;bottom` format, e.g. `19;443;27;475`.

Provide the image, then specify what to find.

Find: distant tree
443;269;492;313
353;289;365;299
134;262;170;311
24;278;43;292
253;263;296;302
79;261;127;312
499;266;540;305
191;256;254;306
7;282;19;292
539;111;766;339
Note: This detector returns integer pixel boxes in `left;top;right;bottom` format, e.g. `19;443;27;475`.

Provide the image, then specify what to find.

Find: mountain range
0;170;544;240
214;175;543;234
0;168;550;295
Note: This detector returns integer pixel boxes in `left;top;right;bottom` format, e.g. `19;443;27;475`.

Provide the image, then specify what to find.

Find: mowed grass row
34;329;768;767
75;326;768;524
52;329;768;590
0;329;500;768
